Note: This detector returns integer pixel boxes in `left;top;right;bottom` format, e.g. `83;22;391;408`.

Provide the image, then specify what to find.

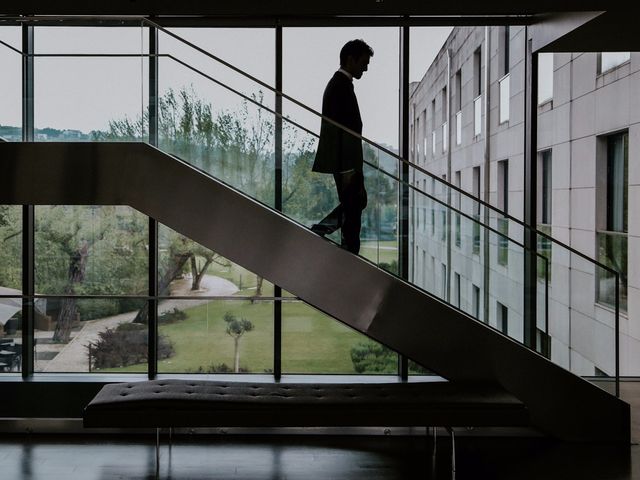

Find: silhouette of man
311;39;373;254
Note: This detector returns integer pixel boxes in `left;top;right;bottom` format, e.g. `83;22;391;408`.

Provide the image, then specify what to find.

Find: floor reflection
0;434;634;480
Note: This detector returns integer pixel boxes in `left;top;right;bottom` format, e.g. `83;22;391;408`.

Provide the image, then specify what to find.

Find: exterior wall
409;26;640;376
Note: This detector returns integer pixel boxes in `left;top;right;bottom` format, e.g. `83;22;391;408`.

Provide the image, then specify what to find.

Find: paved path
41;275;238;372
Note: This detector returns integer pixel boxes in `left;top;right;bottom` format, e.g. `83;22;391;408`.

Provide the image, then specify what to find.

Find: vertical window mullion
22;24;35;378
274;25;283;381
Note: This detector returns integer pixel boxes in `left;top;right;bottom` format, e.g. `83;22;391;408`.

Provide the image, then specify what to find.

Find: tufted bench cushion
83;380;529;429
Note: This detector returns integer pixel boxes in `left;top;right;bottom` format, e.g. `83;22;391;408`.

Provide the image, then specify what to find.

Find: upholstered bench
84;379;529;473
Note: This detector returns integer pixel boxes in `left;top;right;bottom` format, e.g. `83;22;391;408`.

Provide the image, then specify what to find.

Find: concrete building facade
409;26;640;376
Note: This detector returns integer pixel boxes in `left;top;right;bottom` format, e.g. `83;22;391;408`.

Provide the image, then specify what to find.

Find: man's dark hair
339;39;374;67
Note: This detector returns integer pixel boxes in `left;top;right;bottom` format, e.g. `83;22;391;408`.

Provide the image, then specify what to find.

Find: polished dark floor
0;433;636;480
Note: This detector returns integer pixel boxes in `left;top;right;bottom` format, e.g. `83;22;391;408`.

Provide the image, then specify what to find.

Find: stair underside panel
0;142;630;442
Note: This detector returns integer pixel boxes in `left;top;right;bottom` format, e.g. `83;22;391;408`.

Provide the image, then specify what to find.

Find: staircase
0;141;629;442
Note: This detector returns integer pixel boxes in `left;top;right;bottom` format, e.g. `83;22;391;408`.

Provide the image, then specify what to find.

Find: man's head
340;39;374;80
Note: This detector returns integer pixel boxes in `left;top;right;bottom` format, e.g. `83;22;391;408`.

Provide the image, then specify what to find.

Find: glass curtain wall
282;27;401;375
8;21;628;381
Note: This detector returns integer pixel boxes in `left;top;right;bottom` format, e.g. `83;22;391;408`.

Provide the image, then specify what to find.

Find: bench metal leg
445;427;456;479
156;428;160;478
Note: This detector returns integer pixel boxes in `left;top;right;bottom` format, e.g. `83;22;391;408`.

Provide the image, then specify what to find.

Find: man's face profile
345;54;370;80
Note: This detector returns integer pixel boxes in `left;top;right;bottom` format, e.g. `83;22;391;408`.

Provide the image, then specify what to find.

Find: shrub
185;363;249;374
77;298;120;321
88;322;174;369
158;307;188;324
350;341;396;374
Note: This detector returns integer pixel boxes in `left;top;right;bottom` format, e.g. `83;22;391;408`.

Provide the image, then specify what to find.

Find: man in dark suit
311;39;374;254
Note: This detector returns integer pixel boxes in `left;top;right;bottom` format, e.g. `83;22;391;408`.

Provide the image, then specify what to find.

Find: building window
440;175;447;242
474;96;482;137
473;47;482;97
538;53;553;104
441;86;448;153
454;70;462;146
499;74;510;124
497;302;508;335
431;98;436;156
454;69;462;112
499;26;510;76
538;150;552;225
422;109;427;162
423;179;427;232
410;123;414;157
430;178;436;236
498;160;509;215
537;150;552;281
454;273;461;308
599;52;631;74
473;47;482;137
497;160;509;266
597;132;628;311
442;122;448;153
454;170;461;248
472;166;481;255
415;116;420;157
441;263;447;299
472;284;481;321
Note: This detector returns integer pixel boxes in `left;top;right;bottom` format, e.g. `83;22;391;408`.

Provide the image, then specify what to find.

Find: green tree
224;312;254;373
0;206;22;291
35;206;148;341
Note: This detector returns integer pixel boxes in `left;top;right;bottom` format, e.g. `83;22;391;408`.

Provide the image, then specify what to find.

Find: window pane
157;28;275;207
597;233;627;312
0;26;22;140
34;27;145;141
158;224;273;299
35;297;147;373
601;52;630;73
538;53;553;104
606;133;628;233
35;206;148;296
0;206;21;292
0;298;21;373
158;299;273;374
284;27;399;149
499;74;510;123
282;301;397;374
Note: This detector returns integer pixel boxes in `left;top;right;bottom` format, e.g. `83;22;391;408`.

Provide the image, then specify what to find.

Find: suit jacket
312;71;363;174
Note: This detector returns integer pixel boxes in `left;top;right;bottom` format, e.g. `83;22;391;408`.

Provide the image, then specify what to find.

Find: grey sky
0;25;452;148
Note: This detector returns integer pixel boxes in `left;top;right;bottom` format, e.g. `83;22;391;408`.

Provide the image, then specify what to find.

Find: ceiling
1;1;638;51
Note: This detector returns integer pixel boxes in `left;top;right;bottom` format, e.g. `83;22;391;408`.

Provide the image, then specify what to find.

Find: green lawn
100;300;394;374
359;240;398;267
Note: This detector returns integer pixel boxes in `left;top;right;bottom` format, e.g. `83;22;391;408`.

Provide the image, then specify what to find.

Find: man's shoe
310;224;329;237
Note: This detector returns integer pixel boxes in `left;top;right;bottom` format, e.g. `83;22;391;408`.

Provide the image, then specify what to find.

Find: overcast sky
0;26;452;148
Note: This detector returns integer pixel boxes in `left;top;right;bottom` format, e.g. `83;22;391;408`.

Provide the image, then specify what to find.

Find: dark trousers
314;171;367;254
